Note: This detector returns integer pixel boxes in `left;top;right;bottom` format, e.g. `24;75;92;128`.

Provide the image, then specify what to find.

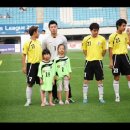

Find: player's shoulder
98;35;106;40
57;34;66;39
24;39;32;45
65;55;69;59
109;32;117;38
83;35;91;41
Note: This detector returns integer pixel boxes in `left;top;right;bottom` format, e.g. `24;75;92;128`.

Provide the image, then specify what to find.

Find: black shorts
84;60;104;81
26;63;40;85
112;54;130;76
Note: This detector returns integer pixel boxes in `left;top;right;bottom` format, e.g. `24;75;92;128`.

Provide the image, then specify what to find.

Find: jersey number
87;41;91;46
46;72;50;77
62;67;64;72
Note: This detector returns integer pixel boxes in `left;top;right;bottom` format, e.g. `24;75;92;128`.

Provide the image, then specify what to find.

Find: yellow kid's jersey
82;35;107;61
22;39;42;63
108;32;129;54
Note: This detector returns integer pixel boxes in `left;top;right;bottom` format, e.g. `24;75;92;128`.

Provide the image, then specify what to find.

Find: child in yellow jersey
37;49;55;107
109;19;130;102
54;44;72;105
82;23;107;104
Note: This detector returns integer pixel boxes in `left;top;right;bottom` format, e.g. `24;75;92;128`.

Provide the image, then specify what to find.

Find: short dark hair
57;44;66;50
89;23;99;30
42;48;51;56
48;20;57;28
24;29;28;33
28;26;38;36
42;29;46;32
116;19;127;29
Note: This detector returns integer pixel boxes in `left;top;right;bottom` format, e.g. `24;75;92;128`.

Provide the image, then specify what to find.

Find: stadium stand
0;7;36;24
43;7;120;28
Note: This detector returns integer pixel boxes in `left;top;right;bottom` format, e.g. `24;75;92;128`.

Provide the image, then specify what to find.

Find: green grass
0;51;130;122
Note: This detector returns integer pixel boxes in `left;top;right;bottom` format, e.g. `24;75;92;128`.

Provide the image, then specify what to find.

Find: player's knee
64;86;69;91
57;85;62;91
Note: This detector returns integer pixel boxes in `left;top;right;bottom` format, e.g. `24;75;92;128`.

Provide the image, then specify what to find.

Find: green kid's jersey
54;56;72;78
37;60;55;91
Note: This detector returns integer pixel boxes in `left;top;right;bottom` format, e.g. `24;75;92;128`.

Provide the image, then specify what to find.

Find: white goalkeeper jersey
42;34;68;60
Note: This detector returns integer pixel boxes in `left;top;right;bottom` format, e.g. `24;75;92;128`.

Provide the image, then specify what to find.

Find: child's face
43;54;51;61
58;45;65;55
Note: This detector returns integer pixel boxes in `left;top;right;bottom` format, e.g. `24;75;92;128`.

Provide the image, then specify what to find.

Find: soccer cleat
53;98;59;104
45;101;49;106
59;100;64;105
49;103;55;106
115;96;120;102
65;100;69;104
69;98;75;103
41;103;45;107
83;99;88;104
24;101;31;107
99;99;105;104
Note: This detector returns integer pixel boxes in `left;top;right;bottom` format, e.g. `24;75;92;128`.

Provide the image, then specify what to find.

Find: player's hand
22;67;26;74
54;76;58;80
126;28;130;35
109;62;113;69
52;80;55;85
40;79;43;85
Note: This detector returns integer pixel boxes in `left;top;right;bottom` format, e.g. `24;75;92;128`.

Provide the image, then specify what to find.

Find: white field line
0;65;109;73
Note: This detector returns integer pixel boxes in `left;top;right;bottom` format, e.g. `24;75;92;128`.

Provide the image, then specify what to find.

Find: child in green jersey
54;44;72;105
37;49;55;106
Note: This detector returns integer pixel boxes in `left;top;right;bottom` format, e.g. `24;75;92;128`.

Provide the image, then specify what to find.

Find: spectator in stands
42;20;75;104
41;29;46;35
22;26;42;107
109;19;130;102
82;23;107;104
24;29;29;35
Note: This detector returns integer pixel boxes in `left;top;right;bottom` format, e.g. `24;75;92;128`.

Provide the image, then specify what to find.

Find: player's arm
82;37;87;57
22;42;28;74
67;58;72;80
63;36;68;52
83;50;87;57
108;35;114;69
42;38;47;50
126;28;130;46
102;38;107;57
37;63;43;84
22;53;27;74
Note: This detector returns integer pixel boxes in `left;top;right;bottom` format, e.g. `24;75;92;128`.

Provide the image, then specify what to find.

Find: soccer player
109;19;130;102
22;26;42;106
82;23;107;104
42;20;75;103
37;49;55;107
54;44;72;105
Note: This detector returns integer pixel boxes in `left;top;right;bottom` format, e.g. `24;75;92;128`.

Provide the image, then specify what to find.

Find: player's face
34;29;39;38
58;45;65;55
49;24;57;35
43;54;51;61
118;23;126;32
91;29;99;37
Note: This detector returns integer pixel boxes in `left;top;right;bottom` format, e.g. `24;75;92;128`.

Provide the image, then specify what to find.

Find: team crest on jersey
57;65;60;68
97;42;101;45
42;70;45;73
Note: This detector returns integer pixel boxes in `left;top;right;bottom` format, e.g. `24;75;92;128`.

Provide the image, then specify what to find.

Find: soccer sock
98;84;104;100
128;81;130;89
26;86;32;103
113;80;119;97
83;84;88;100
